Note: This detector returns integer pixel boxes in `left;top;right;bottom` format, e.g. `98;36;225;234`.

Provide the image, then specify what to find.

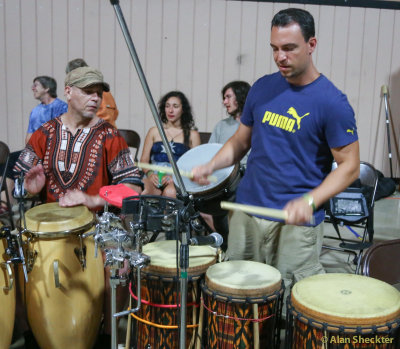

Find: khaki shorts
226;210;325;288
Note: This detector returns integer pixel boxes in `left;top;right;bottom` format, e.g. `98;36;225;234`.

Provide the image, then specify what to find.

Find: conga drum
286;273;400;348
132;240;217;349
201;260;284;348
20;203;105;349
175;143;241;215
0;223;16;349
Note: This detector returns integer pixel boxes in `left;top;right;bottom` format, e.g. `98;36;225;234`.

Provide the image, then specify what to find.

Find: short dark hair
65;58;88;74
33;76;58;98
221;81;251;114
158;91;195;147
271;8;315;42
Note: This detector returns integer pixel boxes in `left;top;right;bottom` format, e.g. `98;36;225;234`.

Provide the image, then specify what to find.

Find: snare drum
286;273;400;348
20;203;105;349
132;240;217;349
201;260;284;348
175;143;241;215
0;223;16;349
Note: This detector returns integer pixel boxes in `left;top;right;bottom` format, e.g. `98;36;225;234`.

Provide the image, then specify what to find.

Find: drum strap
130;312;199;330
201;296;275;323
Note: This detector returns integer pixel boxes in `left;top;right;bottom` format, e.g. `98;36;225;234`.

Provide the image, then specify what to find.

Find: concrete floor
7;190;400;348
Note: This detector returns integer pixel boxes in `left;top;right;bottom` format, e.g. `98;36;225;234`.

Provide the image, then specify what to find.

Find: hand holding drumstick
135;162;218;183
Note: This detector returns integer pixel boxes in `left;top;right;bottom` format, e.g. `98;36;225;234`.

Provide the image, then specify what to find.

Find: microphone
189;232;223;248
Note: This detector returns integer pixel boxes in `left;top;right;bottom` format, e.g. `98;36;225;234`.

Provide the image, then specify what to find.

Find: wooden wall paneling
357;8;380;162
114;0;132;130
36;0;53;75
145;0;163;133
20;1;38;142
0;0;8;144
254;2;275;80
129;0;148;139
388;11;400;176
67;0;84;62
207;0;226;131
372;9;396;174
343;7;364;124
223;1;242;84
82;0;100;72
330;6;350;90
191;0;211;131
176;0;195;107
99;2;116;90
160;0;178;95
5;0;23;151
239;2;258;82
315;6;335;78
53;0;69;104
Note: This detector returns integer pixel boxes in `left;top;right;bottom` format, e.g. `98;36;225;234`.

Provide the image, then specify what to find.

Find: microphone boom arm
110;0;188;197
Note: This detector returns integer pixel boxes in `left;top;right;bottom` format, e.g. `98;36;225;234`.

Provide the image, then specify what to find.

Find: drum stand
94;208;150;349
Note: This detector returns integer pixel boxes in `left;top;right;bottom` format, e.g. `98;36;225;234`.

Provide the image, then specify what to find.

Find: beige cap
64;66;110;92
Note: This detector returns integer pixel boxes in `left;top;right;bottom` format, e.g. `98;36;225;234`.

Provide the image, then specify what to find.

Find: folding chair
0;141;14;228
199;131;211;144
118;129;141;162
362;239;400;288
323;161;378;274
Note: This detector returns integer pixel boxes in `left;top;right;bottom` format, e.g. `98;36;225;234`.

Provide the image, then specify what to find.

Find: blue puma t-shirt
237;72;358;225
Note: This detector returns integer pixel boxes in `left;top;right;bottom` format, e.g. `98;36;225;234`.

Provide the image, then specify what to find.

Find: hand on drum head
283;196;314;225
24;164;46;195
191;163;214;185
59;189;105;209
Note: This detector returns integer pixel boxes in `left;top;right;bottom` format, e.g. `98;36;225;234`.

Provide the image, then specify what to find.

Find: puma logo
287;107;310;130
347;128;354;135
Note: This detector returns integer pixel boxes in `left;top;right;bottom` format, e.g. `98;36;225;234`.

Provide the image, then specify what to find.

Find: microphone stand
109;2;198;348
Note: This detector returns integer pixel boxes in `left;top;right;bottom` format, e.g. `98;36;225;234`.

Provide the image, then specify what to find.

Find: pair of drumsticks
136;162;288;221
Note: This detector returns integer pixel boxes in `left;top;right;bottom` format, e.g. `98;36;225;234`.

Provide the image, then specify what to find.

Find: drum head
142;240;217;277
174;143;235;193
25;203;94;235
206;260;282;297
291;273;400;327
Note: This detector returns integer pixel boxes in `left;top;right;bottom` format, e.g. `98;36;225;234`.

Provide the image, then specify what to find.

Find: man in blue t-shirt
0;76;67;209
193;8;359;290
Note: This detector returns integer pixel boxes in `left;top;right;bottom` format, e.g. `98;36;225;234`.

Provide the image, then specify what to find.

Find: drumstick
135;162;218;182
220;201;288;220
221;201;316;224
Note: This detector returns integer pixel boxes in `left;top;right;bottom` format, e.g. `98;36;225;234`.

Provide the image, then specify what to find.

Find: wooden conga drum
0;222;16;349
132;240;217;349
286;273;400;348
201;260;284;348
20;203;105;349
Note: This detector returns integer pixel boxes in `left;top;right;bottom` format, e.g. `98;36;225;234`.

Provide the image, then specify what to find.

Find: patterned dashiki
14;116;142;203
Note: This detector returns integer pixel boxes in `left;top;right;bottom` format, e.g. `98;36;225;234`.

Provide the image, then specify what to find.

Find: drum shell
133;241;217;349
19;204;105;349
0;224;16;349
201;261;284;349
286;273;400;349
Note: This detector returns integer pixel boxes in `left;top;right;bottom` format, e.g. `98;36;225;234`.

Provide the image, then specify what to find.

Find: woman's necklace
165;128;183;143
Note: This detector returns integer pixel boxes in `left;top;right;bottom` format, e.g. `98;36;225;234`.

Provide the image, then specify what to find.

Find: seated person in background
0;75;67;210
140;91;201;197
65;58;119;127
206;81;251;251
